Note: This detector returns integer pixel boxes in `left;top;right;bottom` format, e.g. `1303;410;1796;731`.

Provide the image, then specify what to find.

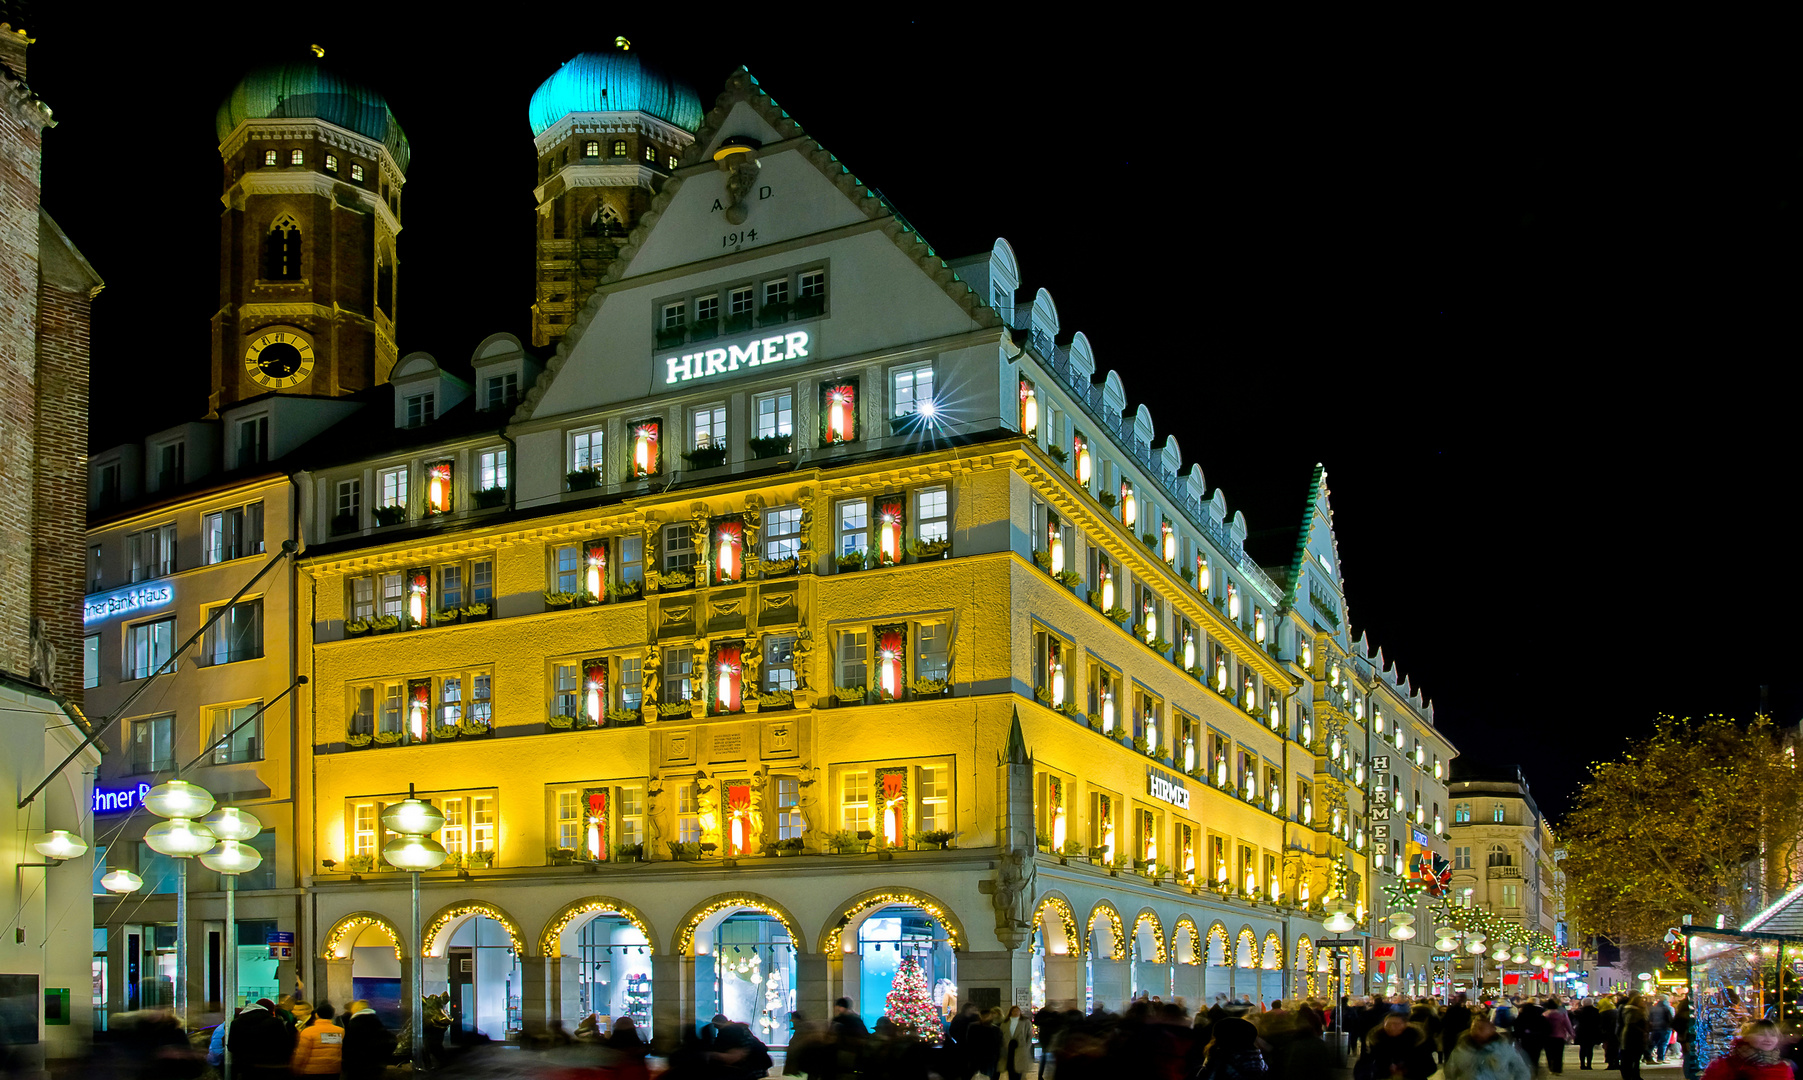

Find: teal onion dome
528;49;703;137
216;62;411;173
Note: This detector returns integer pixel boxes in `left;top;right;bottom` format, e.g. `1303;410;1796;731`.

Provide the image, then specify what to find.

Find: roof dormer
390;352;470;429
469;332;542;414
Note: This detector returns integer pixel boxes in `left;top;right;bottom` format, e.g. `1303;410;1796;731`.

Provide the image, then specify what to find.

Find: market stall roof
1740;883;1803;935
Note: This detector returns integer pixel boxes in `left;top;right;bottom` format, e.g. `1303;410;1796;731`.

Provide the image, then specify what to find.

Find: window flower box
472;486;507;509
1097;490;1118;510
722;311;754;335
681;445;728;470
832;685;868;707
827;830;868;855
345;620;370;638
346;731;373;749
456;717;491;737
657;701;694;717
1054;570;1081;589
791;293;826;320
689;318;721;342
546;714;579;732
1048;445;1068;464
548;847;577;866
431;724;460;741
755;689;794;711
344;854;376;874
607;580;645;603
912;829;957;850
836;551;867;573
544;591;577;610
437;609;463;626
757;301;791;327
760;557;798;578
907;538;951;561
332;512;360;535
654;325;687;349
462;602;491;623
604;707;642;727
748;434;792;459
666;841;700;861
466;851;494;869
911;677;949;699
372;505;408;527
566;467;603;491
368;615;402;635
774;838;804;857
615;843;644;863
373;730;404;746
1105;606;1130;626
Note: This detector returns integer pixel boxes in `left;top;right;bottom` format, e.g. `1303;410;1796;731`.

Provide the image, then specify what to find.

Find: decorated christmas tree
884;953;941;1043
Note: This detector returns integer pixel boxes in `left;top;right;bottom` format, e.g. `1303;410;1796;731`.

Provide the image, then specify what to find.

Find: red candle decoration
714;644;742;714
825;384;855;444
585;541;607;601
409;681;430;741
408;571;429;626
585;788;608;861
584;659;607;725
715;520;743;584
876;500;902;565
425;461;452;515
631;421;660;477
726;781;752;855
876;629;905;700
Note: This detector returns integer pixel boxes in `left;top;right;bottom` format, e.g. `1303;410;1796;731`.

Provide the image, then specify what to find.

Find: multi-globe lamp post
380;788;449;1070
200;806;263;1042
141;779;219;1027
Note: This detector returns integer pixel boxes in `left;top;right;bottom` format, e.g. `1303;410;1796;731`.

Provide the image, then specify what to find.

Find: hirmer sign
664;330;810;385
1146;766;1190;809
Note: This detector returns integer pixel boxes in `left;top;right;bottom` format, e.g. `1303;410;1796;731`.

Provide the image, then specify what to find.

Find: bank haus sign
664;330;811;385
84;584;174;625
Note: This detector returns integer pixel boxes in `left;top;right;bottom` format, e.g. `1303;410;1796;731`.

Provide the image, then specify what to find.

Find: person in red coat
1701;1019;1791;1080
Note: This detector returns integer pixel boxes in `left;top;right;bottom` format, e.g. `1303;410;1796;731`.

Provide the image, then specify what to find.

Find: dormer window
484;373;518;410
405;393;435;427
350;164;365;182
290;149;304;166
584;140;600;158
324;154;338;172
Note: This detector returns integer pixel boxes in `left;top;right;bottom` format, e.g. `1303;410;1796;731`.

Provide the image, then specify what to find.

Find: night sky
28;13;1797;818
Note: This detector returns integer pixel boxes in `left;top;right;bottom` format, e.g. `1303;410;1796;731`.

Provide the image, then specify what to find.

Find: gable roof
513;67;998;423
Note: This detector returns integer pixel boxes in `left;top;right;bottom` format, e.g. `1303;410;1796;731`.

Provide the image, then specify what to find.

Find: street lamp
381;789;447;1071
100;869;144;894
143;779;216;1029
200;809;262;1019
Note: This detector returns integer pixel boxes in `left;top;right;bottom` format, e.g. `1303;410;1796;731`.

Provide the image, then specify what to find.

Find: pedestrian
1444;1014;1532;1080
1701;1018;1791;1080
1516;996;1549;1073
601;1016;650;1080
341;998;396;1080
1647;994;1675;1064
1357;1008;1435;1080
1443;994;1475;1062
1545;997;1575;1075
1619;995;1649;1080
1677;997;1703;1080
228;996;297;1079
1033;1002;1064;1077
291;1001;344;1076
965;1008;1003;1079
1573;996;1602;1070
1197;1014;1269;1079
1598;996;1620;1070
997;1005;1031;1080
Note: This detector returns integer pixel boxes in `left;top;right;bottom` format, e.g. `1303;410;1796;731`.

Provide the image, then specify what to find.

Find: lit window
405;393;435;426
378;466;408;510
441;798;466;855
325;154;337;172
557;790;582;850
350;164;364;181
1493;804;1505;823
915;485;948;543
583;140;600;158
1455;846;1471;870
678;782;701;843
619;534;643;590
209;702;262;764
777;776;802;840
484;373;518;410
662;524;694;573
692;403;726;450
1455;802;1471;823
1502;883;1519;908
353;804;377;857
837;630;867;692
840;770;870;833
836;498;868;560
662;647;693;704
202;504;264;564
125;618;175;681
552;663;580;719
619;655;643;710
644;144;656;163
553;545;580;594
203;599;263;666
891;363;935;416
129;524;178;582
919;766;948;833
618;786;644;847
916;622;950;683
611;140;627;157
762;635;796;693
289;148;304;166
263;149;277;166
667;154;679;170
764;506;802;563
335;480;361;529
755;390;793;439
84;635;100;689
570;428;603;473
131;714;173;773
478;447;507;491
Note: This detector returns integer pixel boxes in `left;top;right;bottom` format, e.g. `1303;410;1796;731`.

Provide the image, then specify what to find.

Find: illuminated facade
1447;765;1562;995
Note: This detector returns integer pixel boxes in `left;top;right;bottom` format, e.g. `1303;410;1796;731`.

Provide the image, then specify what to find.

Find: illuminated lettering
704;349;728;377
784;332;810;359
662;332;811;386
93;781;152;813
83;584;174;625
761;336;785;363
729;342;760;368
1146;768;1191;809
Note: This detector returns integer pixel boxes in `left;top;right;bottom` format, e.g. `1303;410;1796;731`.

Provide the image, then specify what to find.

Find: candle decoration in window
1227;581;1240;620
714;519;743;584
1101;687;1115;734
875;626;905;701
1183;733;1195;772
1142;598;1157;644
1161;520;1175;563
1182;629;1195;671
1019;380;1038;436
1301;715;1314;747
1268;699;1280;731
1048;521;1065;574
821;381;857;445
630;419;661;477
1099;794;1115;859
1414;743;1425;767
1254;606;1266;643
585;541;607;602
877;768;907;848
1216;853;1229;885
425;461;452;515
408;678;431;742
713;643;742;714
1242;673;1257;714
1244;864;1257;896
583;787;609;861
1301;641;1312;670
1049;641;1065;709
1143;810;1156;869
1434;757;1443;780
1268;785;1282;814
1121;482;1137;527
875;499;903;566
1393;787;1404;812
1356;824;1366;850
726;780;753;856
1302;796;1314;827
1048;775;1066;851
1074;435;1092;485
1214;752;1228;789
407;568;429;627
580;657;607;726
1099;564;1114;612
1144;708;1157;751
1374;849;1385;871
1329;663;1341;688
1242;770;1256;803
1181;827;1195;881
1355;759;1366;784
1214;654;1228;694
1331;806;1343;834
1196;554;1210;595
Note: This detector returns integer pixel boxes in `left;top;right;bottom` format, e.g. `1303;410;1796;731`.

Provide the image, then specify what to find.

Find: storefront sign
92;781;152;814
663;330;811;385
267;931;294;960
1146;767;1190;809
84;583;173;624
1371;945;1397;960
1413;828;1430;845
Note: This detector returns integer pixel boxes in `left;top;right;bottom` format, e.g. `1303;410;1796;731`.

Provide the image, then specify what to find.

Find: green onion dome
528;48;703;137
217;61;410;173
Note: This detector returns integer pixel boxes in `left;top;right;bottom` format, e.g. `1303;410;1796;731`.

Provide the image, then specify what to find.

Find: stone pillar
1044;954;1082;1011
1203;963;1230;1004
1088;958;1128;1013
559;957;582;1028
520;956;552;1037
323;958;355;1008
840;953;862;1013
794;950;833;1023
1132;960;1170;999
955;949;1034;1015
422;956;450;996
1171;961;1202;1006
653;952;688;1040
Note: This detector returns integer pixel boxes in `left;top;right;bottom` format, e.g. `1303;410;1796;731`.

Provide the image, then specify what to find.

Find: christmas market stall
1683;914;1803;1071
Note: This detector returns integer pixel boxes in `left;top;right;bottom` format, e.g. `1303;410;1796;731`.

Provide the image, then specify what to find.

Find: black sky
28;12;1799;818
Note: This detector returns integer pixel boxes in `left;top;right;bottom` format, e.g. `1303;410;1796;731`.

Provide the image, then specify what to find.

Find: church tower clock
527;40;701;348
210;53;409;412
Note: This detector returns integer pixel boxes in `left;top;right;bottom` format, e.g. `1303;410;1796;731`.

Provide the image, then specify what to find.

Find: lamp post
381;789;448;1070
200;807;262;1080
142;779;217;1029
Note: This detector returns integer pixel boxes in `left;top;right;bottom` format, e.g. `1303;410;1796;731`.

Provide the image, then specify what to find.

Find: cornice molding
0;67;52;133
226;170;403;237
219;118;405;188
532;111;696;156
534;162;662;204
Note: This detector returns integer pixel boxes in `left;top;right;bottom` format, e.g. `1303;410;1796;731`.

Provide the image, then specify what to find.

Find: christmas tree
884;953;941;1043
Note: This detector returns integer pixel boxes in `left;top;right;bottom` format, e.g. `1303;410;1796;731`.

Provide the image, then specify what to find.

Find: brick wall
32;277;91;707
0;77;46;678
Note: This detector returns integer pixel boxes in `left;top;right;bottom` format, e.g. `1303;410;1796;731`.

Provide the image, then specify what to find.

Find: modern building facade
1447;763;1562;996
76;41;1468;1041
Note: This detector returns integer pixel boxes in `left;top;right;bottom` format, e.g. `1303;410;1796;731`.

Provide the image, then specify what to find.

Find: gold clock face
244;331;315;389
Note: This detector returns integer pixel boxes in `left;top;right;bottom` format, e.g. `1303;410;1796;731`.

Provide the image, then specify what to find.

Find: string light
421;903;523;958
679;896;801;956
825;892;963;954
323;915;403;961
1033;897;1081;958
539;899;655;957
1088;905;1126;961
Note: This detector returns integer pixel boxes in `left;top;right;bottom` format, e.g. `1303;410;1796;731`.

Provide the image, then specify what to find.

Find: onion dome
528;46;703;137
216;60;410;173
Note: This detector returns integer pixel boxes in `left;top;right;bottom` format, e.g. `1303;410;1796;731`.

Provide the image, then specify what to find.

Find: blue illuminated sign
84;584;173;624
92;782;151;814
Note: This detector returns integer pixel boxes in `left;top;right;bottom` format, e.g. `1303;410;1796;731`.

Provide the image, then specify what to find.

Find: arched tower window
376;247;394;319
597;204;624;238
264;214;302;281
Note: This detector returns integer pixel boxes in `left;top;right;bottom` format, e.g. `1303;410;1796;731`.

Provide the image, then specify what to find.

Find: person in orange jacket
291;1000;346;1076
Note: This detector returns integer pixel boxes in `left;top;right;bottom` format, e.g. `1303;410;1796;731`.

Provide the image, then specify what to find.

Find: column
840;953;862;1012
954;951;1032;1012
1088;957;1129;1012
519;956;552;1037
323;958;355;1008
794;950;833;1022
652;951;688;1040
1171;961;1202;1005
559;957;582;1029
1131;958;1170;999
1044;954;1082;1011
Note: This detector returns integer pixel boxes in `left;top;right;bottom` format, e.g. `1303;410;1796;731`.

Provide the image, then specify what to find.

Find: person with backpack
1196;1015;1269;1079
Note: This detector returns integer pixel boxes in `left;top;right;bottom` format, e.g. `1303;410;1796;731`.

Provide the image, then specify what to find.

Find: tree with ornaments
884;953;941;1043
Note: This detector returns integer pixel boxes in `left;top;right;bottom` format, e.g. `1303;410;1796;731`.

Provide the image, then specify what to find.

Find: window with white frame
762;634;796;692
202;503;264;564
692;403;726;449
325;153;338;172
914;485;948;543
840;770;870;832
471;794;495;851
125;618;175;680
618;785;644;847
441;797;466;856
346;572;405;623
203;599;263;666
677;781;701;843
405;393;435;427
552;544;580;593
619;534;643;589
836;630;867;691
764;506;802;563
660;302;686;330
662;647;693;704
835;498;867;559
353;803;377;856
350;164;364;181
483;373;518;410
551;663;580;719
478;447;507;491
915;622;950;683
694;294;719;324
891;363;934;416
919;765;948;833
661;524;693;572
378;466;408;509
84;635;100;689
620;655;643;710
128;524;177;582
776;776;803;839
728;285;754;318
208;702;262;764
798;269;825;300
763;277;789;308
556;790;581;850
335;480;361;528
571;428;603;472
131;714;173;773
755;390;793;439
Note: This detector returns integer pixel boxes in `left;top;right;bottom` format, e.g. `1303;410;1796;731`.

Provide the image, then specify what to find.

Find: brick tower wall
0;72;46;679
31;273;92;706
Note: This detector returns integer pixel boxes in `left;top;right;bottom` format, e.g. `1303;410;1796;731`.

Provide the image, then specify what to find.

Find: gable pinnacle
1004;707;1030;765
